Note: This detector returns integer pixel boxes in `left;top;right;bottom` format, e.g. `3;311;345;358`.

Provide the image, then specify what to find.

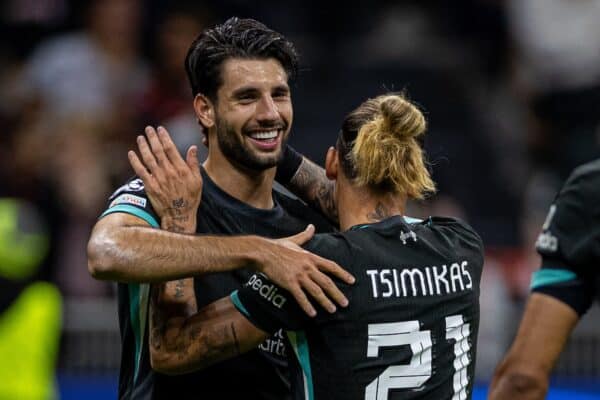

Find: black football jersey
233;216;484;400
99;168;332;400
532;158;600;316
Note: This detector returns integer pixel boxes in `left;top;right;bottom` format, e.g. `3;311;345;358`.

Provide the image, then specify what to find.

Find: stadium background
0;0;599;398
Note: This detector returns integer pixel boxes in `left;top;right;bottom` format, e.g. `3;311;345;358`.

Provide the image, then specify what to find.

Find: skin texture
488;293;579;400
140;140;407;375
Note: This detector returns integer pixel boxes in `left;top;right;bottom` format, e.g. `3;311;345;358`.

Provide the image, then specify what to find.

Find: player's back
263;216;484;400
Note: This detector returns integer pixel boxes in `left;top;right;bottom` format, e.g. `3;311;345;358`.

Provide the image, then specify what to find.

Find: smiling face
209;57;293;171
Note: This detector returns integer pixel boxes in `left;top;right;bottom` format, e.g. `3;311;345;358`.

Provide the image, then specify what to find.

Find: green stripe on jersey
287;331;314;400
230;290;251;319
531;269;577;289
100;204;159;228
128;283;150;384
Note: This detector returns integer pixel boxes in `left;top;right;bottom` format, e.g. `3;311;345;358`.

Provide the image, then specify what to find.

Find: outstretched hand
257;225;355;317
128;126;202;232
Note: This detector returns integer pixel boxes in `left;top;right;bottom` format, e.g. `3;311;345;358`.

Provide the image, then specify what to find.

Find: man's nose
255;96;279;122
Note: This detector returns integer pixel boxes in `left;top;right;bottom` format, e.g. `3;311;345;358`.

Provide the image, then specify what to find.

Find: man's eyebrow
231;87;260;98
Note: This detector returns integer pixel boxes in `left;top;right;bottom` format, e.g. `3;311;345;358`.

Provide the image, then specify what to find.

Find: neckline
200;167;283;217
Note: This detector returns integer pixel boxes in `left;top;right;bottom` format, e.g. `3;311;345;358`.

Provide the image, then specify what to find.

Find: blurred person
10;0;148;296
0;198;62;399
139;4;211;158
506;0;600;175
87;17;355;400
22;0;147;119
489;159;600;399
139;93;485;400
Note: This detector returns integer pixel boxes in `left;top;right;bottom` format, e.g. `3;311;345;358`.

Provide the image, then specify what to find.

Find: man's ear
325;146;338;180
193;94;215;129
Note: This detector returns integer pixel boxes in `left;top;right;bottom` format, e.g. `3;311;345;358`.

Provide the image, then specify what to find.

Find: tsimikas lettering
246;275;287;309
366;261;473;298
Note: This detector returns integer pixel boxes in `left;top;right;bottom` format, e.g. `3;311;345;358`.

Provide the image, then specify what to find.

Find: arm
88;212;281;283
277;146;338;224
149;295;267;374
488;293;578;400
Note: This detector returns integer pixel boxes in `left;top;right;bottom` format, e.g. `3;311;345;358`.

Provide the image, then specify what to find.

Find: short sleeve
99;178;160;228
531;163;600;315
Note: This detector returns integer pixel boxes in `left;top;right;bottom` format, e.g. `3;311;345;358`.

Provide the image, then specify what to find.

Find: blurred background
0;0;599;398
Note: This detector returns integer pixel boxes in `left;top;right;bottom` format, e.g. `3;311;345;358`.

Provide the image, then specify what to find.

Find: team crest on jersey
110;194;147;208
109;179;146;200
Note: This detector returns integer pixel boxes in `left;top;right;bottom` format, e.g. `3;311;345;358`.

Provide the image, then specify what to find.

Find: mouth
246;128;283;151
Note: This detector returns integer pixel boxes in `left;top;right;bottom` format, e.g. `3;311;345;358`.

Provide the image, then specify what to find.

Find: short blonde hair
337;93;435;199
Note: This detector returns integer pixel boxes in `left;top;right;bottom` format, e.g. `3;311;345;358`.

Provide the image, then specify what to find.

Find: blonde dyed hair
338;93;435;199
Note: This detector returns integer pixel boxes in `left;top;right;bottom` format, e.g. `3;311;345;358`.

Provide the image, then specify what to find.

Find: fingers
157;126;187;169
318;258;355;285
301;278;336;314
186;145;201;178
287;224;315;246
145;126;169;167
136;135;163;179
310;269;349;308
289;286;316;317
128;150;153;183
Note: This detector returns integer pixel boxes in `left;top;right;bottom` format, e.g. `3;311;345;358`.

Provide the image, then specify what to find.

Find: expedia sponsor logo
109;194;147;208
246;274;287;309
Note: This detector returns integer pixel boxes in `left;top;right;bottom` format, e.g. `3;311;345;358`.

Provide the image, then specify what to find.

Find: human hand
128;126;202;233
256;225;355;317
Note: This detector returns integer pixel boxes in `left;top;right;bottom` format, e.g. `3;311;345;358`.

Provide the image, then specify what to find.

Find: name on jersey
109;194;147;208
246;274;287;308
366;261;473;298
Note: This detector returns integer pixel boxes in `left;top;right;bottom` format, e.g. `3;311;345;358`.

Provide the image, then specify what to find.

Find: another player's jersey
532;158;600;316
100;168;332;400
233;216;484;400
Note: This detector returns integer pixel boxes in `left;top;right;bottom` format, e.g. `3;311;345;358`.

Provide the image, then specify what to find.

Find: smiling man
87;17;355;399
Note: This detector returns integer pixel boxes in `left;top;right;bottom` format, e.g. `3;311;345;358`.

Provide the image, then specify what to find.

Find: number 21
365;314;471;400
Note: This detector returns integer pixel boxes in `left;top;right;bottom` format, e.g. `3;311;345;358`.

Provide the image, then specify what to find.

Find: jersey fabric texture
100;168;332;400
233;216;484;400
531;158;600;316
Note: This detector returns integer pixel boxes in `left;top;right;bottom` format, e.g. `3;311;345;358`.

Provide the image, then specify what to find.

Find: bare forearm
151;297;266;375
88;217;265;282
286;157;338;223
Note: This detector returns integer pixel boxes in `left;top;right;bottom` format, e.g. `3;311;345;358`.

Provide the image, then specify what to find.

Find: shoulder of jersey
427;216;484;249
108;178;147;201
562;159;600;198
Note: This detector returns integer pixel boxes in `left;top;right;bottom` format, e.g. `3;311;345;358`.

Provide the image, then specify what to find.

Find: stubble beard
215;116;288;172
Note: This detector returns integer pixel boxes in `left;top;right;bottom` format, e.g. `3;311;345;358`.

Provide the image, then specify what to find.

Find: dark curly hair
185;17;299;101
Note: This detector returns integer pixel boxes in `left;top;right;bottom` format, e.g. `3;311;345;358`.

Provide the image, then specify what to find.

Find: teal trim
128;284;150;385
403;216;423;224
287;331;314;400
100;205;159;228
230;291;251;319
531;269;577;289
128;284;142;383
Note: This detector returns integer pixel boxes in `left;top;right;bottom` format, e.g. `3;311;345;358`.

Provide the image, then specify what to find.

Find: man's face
212;58;293;171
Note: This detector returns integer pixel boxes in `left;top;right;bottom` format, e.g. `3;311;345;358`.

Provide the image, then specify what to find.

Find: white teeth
249;130;278;140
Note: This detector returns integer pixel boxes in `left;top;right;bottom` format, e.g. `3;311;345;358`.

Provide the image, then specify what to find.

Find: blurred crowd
1;0;599;308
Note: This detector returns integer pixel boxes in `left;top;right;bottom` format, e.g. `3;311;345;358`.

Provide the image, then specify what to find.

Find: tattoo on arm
289;158;338;223
367;202;391;222
230;322;241;356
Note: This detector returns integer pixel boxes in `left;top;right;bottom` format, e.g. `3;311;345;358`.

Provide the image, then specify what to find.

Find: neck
337;184;406;231
203;151;275;209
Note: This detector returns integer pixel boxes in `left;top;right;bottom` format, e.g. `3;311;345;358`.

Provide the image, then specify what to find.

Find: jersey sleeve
531;164;600;316
231;273;309;334
230;234;354;333
99;178;160;228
